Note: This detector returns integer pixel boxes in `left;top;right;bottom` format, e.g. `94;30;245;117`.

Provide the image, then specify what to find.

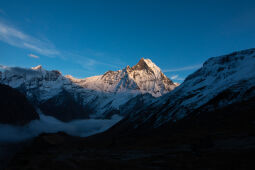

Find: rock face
0;58;176;121
38;89;91;122
0;84;39;125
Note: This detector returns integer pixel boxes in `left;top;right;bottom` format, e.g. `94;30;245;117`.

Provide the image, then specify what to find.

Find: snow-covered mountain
0;58;176;121
66;58;176;97
116;48;255;129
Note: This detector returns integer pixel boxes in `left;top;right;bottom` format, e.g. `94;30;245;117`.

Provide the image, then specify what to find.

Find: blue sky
0;0;255;82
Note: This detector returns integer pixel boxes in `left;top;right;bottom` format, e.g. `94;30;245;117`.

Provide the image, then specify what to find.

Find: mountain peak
139;57;145;62
81;57;176;96
132;58;162;79
31;65;43;70
132;58;147;70
132;58;159;71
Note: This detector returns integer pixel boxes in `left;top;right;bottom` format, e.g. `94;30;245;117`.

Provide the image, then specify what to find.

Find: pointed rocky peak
131;58;162;79
132;58;149;70
132;58;161;72
31;65;43;70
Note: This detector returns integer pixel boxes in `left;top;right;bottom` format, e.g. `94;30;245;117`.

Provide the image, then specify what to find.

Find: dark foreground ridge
0;84;39;125
6;97;255;170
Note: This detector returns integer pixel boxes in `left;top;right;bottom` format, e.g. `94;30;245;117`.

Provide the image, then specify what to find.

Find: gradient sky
0;0;255;82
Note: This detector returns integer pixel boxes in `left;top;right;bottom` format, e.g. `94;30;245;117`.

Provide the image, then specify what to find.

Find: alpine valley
1;48;255;170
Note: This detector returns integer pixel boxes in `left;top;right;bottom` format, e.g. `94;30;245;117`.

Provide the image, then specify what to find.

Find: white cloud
0;21;60;57
28;53;39;59
171;75;179;80
0;114;122;142
0;20;121;72
170;74;185;81
67;52;122;71
163;64;202;73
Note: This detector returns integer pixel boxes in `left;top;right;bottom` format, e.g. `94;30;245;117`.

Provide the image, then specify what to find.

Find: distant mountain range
1;48;255;126
0;58;177;121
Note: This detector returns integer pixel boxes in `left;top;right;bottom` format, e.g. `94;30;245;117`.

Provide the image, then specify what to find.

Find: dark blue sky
0;0;255;82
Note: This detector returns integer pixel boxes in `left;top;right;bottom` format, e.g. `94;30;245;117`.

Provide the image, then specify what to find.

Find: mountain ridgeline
0;58;177;122
66;58;176;96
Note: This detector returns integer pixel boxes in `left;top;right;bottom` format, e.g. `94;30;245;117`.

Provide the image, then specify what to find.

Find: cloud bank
0;114;122;142
163;64;202;73
171;74;185;81
28;53;39;59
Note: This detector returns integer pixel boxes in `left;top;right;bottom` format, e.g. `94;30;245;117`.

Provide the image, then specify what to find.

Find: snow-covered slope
0;65;131;120
0;65;68;100
122;48;255;128
0;58;176;121
66;58;176;97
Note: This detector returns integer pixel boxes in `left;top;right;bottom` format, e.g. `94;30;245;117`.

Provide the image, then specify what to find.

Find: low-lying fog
0;114;122;142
